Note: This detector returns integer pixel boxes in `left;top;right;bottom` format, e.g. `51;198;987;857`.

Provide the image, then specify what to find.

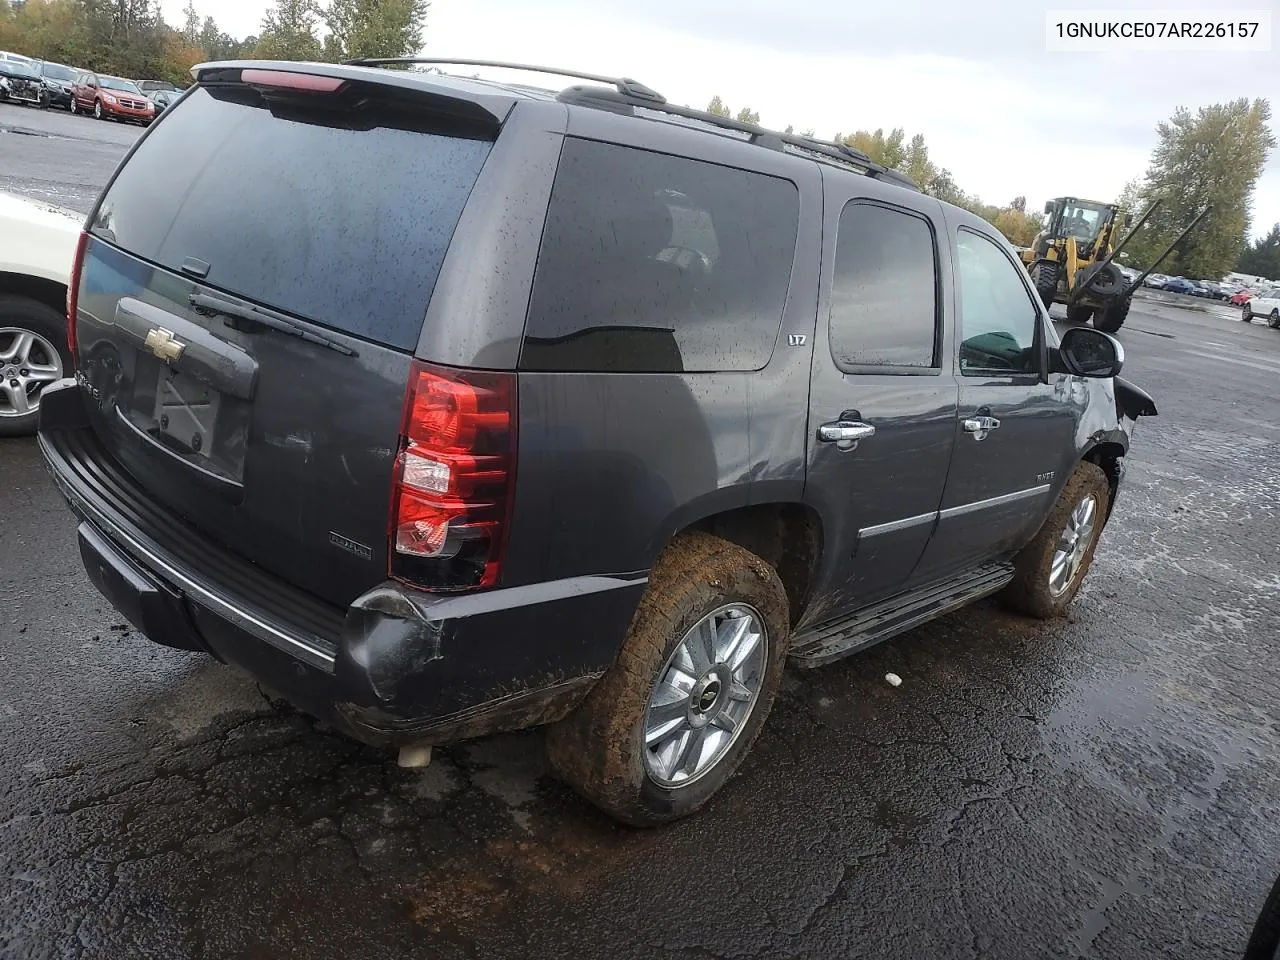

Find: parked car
134;79;178;95
149;88;180;113
1242;287;1280;327
35;59;79;109
1231;288;1256;306
0;57;43;106
0;192;79;435
37;59;1157;826
1143;273;1169;288
69;71;155;124
0;50;36;65
1161;277;1196;294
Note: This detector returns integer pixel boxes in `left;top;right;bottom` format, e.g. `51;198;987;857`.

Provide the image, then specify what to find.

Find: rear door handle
962;416;1001;440
818;420;876;444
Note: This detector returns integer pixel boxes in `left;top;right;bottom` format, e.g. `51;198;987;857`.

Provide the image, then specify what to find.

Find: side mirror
1044;201;1054;215
1055;326;1124;378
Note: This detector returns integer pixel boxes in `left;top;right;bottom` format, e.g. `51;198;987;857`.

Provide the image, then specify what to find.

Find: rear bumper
38;380;646;747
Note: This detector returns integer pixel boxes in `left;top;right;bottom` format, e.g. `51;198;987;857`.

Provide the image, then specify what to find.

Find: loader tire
1031;260;1059;309
1067;304;1094;326
1093;298;1130;334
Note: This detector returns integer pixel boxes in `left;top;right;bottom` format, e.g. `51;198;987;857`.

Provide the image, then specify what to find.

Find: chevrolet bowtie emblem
144;327;185;363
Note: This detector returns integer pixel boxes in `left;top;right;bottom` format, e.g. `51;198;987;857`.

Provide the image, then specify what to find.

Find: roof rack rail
555;85;919;192
341;57;667;104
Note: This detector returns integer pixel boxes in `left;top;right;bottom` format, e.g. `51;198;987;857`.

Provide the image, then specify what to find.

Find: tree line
707;94;1275;279
0;0;427;85
2;4;1272;280
703;96;1054;249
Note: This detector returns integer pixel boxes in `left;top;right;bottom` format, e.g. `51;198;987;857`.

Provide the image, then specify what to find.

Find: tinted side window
955;230;1040;374
829;202;938;370
522;139;799;373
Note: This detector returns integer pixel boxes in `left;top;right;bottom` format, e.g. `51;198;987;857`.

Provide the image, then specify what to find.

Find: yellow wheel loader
1019;197;1211;333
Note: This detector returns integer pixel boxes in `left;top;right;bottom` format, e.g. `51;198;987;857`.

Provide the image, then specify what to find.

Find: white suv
1243;287;1280;328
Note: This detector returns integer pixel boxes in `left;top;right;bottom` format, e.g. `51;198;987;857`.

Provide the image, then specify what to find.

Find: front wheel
93;100;103;120
999;462;1111;619
546;532;790;826
1031;260;1060;309
1093;297;1130;334
1269;310;1280;330
1242;305;1253;323
1067;304;1094;326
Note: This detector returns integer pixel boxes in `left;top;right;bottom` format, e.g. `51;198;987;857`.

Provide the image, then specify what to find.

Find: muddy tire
999;462;1111;619
0;295;71;437
1093;297;1130;334
1031;260;1059;309
546;531;790;826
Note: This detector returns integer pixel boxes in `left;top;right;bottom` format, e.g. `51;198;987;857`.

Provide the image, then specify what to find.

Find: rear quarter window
90;84;494;351
522;138;800;373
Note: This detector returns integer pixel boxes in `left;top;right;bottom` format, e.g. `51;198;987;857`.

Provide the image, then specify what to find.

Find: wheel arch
0;272;67;318
1082;439;1127;520
653;498;824;628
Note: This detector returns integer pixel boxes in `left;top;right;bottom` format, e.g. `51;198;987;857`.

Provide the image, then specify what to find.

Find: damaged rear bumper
38;379;647;747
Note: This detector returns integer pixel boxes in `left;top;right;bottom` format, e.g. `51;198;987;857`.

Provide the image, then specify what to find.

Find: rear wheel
1093;297;1130;333
1031;260;1059;309
0;296;70;437
999;462;1111;619
546;532;790;826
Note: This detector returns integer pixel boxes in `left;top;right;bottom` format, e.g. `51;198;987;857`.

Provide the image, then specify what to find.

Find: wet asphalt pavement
3;100;1280;959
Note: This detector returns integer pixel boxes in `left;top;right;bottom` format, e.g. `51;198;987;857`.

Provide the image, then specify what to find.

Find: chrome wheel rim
1049;494;1097;597
642;603;768;788
0;327;64;419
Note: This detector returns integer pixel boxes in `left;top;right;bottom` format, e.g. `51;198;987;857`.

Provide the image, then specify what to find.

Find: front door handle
962;416;1001;441
818;420;876;447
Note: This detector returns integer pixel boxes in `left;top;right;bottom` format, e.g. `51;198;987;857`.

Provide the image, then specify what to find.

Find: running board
789;562;1015;668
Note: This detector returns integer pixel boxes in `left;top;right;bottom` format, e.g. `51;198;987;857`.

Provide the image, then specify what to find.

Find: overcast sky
163;0;1280;240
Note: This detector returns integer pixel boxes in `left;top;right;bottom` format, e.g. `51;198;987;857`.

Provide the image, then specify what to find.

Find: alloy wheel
1049;494;1097;597
0;327;64;420
642;603;767;787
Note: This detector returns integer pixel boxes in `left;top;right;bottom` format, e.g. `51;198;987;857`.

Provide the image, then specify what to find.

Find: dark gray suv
37;58;1156;825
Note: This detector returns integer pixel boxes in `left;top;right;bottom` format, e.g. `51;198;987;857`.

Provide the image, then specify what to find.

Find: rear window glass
42;63;77;82
91;85;493;350
522;138;799;373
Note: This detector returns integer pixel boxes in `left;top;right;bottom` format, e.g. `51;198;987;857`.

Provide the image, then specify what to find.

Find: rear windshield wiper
189;292;358;357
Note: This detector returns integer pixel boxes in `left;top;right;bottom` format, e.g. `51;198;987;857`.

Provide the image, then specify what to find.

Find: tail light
389;361;517;591
65;230;88;360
